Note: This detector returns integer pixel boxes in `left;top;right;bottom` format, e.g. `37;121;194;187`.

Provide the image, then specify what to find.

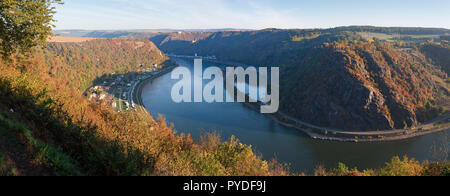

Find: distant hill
326;26;450;35
47;36;98;43
53;29;252;38
53;30;165;39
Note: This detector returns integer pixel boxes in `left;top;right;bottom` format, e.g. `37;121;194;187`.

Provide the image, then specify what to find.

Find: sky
53;0;450;30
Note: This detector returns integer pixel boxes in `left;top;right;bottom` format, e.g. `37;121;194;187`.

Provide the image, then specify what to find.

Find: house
89;92;97;99
99;94;106;100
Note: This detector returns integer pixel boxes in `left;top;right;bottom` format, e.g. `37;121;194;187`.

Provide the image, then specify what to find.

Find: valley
138;57;448;172
144;28;450;132
2;0;449;177
67;27;449;172
2;21;449;176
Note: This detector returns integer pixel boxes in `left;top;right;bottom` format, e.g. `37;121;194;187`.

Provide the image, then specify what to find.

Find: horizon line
53;25;450;32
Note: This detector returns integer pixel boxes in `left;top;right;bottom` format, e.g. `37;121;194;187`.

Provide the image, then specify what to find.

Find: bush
0;153;18;176
441;162;450;176
380;156;424;176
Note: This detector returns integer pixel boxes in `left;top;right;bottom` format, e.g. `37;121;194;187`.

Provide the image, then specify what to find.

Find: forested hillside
44;39;168;91
280;41;448;130
420;42;450;75
152;28;450;131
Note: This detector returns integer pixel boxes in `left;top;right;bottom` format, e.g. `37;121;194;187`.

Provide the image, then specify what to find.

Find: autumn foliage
0;39;286;176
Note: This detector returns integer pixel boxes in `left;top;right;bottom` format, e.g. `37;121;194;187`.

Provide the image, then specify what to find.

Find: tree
0;0;63;59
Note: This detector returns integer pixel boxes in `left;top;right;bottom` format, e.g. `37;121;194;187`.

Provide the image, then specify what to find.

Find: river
141;57;449;173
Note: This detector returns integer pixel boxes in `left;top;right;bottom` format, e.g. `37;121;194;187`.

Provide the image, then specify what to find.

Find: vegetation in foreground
1;54;290;176
313;157;449;176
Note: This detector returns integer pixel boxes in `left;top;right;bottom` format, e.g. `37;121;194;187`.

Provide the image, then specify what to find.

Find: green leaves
0;0;63;59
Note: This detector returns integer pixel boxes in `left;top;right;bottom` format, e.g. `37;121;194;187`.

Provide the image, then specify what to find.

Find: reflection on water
235;82;267;102
141;58;449;173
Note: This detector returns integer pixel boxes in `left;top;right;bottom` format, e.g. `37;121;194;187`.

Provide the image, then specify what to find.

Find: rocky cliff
280;42;448;131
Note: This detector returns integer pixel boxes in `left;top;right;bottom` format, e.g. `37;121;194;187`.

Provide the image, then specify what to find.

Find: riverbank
243;101;450;142
201;58;450;142
83;60;177;113
137;57;450;143
132;63;178;113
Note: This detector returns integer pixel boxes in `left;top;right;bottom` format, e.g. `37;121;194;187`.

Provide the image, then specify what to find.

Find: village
85;63;163;112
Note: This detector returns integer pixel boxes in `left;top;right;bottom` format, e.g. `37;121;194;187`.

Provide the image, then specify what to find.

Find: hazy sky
54;0;450;30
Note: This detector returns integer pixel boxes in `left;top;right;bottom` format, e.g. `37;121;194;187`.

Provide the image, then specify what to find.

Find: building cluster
87;64;162;112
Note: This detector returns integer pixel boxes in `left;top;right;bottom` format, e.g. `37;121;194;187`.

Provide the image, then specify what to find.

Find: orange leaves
45;39;169;91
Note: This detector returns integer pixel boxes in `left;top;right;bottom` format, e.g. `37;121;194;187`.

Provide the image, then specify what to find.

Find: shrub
380;156;424;176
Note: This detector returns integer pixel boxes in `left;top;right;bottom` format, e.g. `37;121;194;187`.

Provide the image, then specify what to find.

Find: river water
141;58;449;173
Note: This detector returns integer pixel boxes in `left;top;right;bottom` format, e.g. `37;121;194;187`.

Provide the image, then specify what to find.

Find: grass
318;156;450;176
0;112;83;176
121;100;128;111
357;32;439;42
0;153;18;176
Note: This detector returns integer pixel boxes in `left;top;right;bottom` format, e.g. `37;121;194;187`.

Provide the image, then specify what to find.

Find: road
273;110;450;142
